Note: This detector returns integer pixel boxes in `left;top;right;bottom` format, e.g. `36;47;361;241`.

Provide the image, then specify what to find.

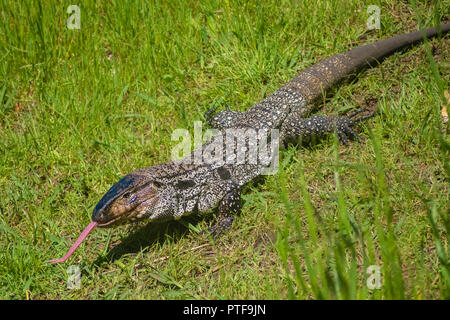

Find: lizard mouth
93;206;140;227
96;220;117;227
95;215;129;227
92;202;140;228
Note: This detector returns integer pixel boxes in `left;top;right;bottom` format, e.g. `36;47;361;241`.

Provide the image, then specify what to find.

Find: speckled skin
92;24;450;238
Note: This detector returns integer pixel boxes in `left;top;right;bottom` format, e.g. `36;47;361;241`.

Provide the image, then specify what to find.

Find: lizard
48;22;450;264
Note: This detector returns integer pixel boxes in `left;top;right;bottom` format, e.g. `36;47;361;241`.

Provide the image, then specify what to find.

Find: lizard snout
92;173;162;227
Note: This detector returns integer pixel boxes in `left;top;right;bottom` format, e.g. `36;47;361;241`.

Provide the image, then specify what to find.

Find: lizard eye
123;192;131;199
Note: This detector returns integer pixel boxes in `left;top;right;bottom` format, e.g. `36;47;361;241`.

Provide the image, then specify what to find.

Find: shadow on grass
92;214;210;266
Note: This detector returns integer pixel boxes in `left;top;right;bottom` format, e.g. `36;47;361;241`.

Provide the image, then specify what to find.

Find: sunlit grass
0;0;448;299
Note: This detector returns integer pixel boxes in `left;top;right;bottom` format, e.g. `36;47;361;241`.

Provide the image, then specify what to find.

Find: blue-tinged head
92;172;172;227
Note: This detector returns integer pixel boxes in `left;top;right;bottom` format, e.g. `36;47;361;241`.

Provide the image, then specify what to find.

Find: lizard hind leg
280;108;377;145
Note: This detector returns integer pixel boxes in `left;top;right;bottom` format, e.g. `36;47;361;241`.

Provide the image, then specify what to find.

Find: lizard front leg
202;182;241;239
280;108;376;145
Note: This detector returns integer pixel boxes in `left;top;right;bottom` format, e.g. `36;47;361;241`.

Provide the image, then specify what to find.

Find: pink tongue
47;221;98;264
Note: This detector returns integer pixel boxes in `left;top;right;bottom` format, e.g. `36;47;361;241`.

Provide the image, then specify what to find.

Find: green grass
0;0;449;299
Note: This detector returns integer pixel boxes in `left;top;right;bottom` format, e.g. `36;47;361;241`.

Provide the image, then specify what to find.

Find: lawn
0;0;449;299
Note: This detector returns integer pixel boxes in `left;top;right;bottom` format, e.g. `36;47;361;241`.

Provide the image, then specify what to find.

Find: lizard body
48;23;449;263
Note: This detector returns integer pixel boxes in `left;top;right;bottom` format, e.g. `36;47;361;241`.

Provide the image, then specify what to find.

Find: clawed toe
332;107;378;145
338;131;348;145
200;225;221;241
343;126;361;141
199;226;217;240
200;215;234;241
344;107;378;126
334;115;365;145
204;107;217;124
347;108;367;118
351;112;376;124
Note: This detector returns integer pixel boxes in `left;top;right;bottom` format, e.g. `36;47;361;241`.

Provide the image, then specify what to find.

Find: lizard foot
204;104;231;124
335;108;377;144
205;105;245;130
199;182;240;240
204;107;217;125
200;215;234;240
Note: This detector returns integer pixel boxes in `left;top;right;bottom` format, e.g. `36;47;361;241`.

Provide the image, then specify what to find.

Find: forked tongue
47;221;98;264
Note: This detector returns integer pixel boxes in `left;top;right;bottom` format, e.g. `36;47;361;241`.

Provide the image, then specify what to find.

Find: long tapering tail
284;23;450;105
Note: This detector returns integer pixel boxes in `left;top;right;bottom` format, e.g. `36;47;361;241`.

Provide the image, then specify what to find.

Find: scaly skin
47;23;450;263
92;23;449;235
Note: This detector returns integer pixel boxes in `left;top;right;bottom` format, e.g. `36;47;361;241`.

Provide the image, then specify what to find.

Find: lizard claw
335;117;355;144
200;216;234;241
334;110;373;144
337;131;349;145
346;107;367;119
199;226;217;240
205;105;235;128
204;107;217;125
200;226;219;241
348;108;378;125
332;107;378;144
343;125;361;141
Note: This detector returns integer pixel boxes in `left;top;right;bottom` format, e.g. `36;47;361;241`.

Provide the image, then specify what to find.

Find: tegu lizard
48;22;450;264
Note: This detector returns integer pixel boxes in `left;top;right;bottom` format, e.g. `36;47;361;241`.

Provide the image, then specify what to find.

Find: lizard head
92;172;171;227
48;170;175;264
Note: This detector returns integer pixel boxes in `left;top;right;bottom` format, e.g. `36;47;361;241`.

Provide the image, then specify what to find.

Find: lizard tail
347;22;450;67
284;22;450;105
